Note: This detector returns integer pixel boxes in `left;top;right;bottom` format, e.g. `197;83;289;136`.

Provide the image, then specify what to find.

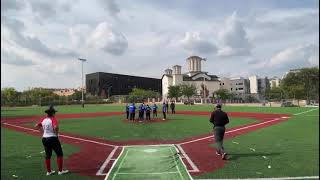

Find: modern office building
86;72;161;97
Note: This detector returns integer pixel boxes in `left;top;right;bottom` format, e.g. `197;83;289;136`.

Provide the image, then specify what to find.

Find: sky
1;0;319;91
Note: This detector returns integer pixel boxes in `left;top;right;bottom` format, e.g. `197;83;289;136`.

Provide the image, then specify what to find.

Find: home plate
143;149;158;153
281;116;290;119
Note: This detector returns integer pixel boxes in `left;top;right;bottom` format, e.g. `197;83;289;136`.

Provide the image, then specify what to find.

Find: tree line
265;67;319;104
1;88;104;106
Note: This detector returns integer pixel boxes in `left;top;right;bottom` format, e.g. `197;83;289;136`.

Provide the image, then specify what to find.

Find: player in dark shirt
170;102;175;114
145;105;151;120
209;104;229;160
125;103;129;120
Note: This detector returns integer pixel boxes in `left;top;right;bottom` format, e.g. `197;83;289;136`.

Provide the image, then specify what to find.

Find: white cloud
27;0;73;19
308;51;319;66
1;0;25;12
180;32;217;54
269;44;318;70
1;50;36;66
217;12;251;57
68;24;91;48
96;0;120;17
87;22;128;56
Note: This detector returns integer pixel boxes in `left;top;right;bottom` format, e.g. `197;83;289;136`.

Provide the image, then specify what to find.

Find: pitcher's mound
123;118;169;123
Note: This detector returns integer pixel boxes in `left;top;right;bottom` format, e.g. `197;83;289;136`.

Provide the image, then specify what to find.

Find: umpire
209;104;229;160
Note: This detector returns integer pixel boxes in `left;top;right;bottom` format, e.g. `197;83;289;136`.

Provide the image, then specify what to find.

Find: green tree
128;88;159;102
287;85;305;106
281;67;319;103
168;85;181;101
1;87;18;106
265;87;284;101
213;89;232;103
70;90;83;101
200;84;209;98
21;88;54;105
299;67;319;102
245;95;258;103
180;84;197;101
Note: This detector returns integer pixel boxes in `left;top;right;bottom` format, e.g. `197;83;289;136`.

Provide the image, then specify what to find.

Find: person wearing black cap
209;104;229;160
34;105;69;176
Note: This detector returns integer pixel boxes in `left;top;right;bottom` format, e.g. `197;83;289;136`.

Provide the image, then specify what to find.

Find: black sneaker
222;153;228;160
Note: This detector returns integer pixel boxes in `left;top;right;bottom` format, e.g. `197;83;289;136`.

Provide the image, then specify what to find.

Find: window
231;88;233;91
222;83;224;85
238;88;243;90
238;83;243;85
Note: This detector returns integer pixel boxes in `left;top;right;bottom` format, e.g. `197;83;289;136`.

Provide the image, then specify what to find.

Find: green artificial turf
1;105;318;179
195;109;319;179
1;128;95;180
25;114;256;141
106;145;191;180
1;104;316;119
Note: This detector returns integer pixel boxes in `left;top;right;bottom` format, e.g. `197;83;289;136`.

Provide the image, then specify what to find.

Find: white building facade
269;77;281;89
162;56;220;100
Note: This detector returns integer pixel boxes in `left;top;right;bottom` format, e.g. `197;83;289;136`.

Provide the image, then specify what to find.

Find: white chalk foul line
194;176;319;180
117;172;179;175
179;118;281;146
173;145;194;180
294;108;318;115
169;147;184;180
176;144;200;172
96;146;119;176
2;123;117;147
111;149;129;180
104;147;125;180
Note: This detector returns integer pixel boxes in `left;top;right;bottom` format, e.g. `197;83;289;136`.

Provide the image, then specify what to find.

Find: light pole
203;77;206;104
201;57;207;104
78;58;87;108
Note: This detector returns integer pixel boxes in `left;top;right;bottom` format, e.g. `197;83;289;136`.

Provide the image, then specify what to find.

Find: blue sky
1;0;319;91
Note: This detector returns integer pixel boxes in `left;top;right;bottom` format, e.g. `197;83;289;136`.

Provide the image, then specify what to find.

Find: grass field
1;104;319;180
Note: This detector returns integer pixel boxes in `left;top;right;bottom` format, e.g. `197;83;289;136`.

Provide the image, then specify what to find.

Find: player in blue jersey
162;102;167;120
152;103;158;118
129;103;136;121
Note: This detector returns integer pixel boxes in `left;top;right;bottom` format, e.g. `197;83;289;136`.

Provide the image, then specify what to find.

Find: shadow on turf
227;152;281;160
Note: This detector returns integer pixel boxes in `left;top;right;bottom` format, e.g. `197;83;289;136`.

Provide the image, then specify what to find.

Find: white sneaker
162;119;166;120
46;170;55;176
58;170;69;175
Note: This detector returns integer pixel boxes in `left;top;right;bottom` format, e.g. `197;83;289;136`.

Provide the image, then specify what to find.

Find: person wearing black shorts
35;105;69;176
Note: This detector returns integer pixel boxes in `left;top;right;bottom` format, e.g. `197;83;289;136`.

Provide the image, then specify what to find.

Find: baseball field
1;104;319;180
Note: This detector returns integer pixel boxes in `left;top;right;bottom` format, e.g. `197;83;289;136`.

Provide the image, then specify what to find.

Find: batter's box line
96;146;120;176
174;144;200;173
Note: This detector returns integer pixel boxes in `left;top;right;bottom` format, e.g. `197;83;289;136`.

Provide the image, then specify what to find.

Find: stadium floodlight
78;58;87;108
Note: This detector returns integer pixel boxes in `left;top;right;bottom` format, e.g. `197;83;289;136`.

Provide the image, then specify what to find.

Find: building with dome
161;56;221;101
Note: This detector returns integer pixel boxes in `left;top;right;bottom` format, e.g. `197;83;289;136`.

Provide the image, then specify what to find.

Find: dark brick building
86;72;162;97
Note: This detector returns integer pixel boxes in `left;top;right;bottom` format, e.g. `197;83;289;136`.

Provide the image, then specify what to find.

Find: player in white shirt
35;105;69;176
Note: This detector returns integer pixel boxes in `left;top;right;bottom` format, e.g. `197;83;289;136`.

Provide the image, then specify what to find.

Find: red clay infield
1;111;290;179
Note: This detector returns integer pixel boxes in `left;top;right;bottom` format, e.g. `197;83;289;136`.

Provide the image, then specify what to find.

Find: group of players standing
125;101;175;121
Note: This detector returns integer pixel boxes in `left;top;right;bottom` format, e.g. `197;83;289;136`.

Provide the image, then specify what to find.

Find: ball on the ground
268;165;271;168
